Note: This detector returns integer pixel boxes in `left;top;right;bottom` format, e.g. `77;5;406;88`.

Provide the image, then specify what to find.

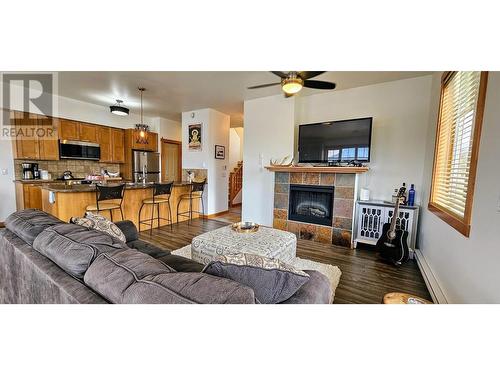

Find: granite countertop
42;181;195;193
14;179;60;184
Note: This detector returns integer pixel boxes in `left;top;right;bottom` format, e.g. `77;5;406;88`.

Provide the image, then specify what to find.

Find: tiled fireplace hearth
273;172;355;247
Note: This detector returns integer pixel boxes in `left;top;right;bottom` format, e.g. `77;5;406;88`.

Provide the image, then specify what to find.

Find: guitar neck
390;200;400;233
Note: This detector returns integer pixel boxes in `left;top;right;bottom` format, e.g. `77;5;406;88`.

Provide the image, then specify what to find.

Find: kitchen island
41;182;201;230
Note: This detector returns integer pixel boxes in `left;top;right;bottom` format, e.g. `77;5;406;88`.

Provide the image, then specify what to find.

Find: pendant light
135;87;150;144
110;99;129;116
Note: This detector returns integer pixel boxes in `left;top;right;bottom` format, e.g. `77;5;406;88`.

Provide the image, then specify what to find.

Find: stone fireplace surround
273;171;355;247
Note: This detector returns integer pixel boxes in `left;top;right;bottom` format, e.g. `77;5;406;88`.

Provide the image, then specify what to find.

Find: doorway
161;138;182;182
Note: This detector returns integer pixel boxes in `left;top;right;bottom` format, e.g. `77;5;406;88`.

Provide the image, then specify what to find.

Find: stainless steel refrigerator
133;151;160;183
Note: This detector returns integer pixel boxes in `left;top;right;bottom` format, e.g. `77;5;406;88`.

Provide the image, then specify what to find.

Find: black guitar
376;187;410;266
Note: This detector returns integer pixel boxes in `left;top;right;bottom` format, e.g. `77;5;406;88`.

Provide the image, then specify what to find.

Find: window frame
428;71;488;237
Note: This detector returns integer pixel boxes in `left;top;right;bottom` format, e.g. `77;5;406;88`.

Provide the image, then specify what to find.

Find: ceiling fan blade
247;82;281;89
298;71;326;80
303;80;336;90
270;71;288;78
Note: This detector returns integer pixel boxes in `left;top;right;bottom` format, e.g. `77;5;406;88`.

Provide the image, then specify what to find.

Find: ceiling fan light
282;77;303;94
110;100;129;116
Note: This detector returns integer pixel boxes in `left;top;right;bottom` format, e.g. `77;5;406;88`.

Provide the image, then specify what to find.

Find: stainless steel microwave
59;140;101;160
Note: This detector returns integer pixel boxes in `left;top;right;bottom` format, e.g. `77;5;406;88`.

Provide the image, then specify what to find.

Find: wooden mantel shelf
265;166;369;173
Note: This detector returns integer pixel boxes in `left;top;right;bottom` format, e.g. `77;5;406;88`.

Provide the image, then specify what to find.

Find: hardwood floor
139;215;431;304
213;205;242;224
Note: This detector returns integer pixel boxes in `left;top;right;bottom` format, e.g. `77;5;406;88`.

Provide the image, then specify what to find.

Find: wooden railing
229;162;243;206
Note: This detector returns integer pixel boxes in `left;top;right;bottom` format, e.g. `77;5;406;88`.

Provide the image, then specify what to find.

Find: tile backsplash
15;159;121;180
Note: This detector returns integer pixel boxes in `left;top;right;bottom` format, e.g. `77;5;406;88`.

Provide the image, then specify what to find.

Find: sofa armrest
114;220;139;243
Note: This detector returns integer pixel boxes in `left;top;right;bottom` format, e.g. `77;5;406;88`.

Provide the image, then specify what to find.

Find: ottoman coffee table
191;225;297;265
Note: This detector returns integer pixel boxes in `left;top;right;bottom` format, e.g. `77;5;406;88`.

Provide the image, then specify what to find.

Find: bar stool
86;184;125;222
139;182;174;234
177;180;206;224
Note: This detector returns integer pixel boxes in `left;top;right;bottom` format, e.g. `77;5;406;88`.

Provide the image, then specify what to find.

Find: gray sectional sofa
0;209;331;304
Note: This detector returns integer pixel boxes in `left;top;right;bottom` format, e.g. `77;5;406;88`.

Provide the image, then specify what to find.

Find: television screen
298;117;372;163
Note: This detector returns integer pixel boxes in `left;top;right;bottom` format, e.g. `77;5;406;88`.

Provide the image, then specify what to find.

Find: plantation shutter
431;71;482;219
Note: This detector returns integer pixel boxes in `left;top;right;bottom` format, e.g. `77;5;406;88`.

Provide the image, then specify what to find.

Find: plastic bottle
408;184;416;206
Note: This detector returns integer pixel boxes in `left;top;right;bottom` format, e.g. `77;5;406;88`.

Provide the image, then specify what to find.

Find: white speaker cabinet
354;200;420;251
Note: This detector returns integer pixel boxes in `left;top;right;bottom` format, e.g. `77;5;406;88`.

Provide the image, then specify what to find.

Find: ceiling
57;71;433;127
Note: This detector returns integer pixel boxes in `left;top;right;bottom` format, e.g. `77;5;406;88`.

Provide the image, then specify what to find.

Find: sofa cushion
127;239;170;258
203;252;310;304
5;209;63;245
84;249;174;303
85;250;255;304
70;212;126;243
155;254;204;273
33;223;128;279
280;270;332;304
123;273;256;304
114;220;139;242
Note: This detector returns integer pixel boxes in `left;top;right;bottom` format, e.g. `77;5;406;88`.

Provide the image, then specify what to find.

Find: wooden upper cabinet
14;111;40;160
126;129;158;151
59;119;80;140
97;126;112;162
111;128;125;163
79;123;98;143
146;132;158;152
38;116;59;160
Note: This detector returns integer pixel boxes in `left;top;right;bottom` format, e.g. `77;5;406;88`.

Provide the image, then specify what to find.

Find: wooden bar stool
177;180;205;225
139;182;174;234
86;184;125;222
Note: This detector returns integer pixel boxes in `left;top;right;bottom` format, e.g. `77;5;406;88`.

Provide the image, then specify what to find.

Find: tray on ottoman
191;225;297;265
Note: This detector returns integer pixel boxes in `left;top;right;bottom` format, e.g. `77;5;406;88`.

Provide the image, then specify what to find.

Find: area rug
172;245;342;303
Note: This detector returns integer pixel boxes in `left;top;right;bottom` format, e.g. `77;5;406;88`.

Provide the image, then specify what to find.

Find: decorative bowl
231;221;260;233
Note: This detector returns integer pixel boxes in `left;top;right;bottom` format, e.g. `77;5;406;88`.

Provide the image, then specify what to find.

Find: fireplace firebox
288;184;334;226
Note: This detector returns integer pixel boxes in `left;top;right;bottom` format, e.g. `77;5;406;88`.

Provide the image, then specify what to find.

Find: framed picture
215;145;225;159
188;123;202;151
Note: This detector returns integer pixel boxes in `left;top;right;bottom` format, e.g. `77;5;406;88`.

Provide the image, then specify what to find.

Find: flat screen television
298;117;373;163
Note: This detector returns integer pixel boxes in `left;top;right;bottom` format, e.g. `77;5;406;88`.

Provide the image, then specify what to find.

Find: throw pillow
202;252;310;304
70;211;126;243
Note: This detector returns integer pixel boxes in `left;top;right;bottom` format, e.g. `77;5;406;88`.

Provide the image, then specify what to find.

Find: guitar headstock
397;186;407;198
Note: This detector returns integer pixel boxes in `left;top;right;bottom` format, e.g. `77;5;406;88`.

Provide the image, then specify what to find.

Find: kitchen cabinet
15;182;44;210
111;128;125;163
145;132;158;152
98;126;125;163
38;116;60;160
97;126;113;162
60;120;98;143
79;123;98;143
11;111;59;160
59;119;80;140
124;129;158;152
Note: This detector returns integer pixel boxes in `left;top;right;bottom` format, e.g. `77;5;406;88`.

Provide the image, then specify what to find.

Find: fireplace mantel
265;166;369;174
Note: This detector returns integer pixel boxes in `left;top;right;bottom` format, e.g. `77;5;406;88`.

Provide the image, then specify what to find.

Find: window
341;147;356;159
429;71;488;237
357;147;369;160
327;149;340;162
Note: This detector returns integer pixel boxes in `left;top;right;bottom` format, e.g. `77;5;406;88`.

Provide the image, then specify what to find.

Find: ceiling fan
247;71;336;97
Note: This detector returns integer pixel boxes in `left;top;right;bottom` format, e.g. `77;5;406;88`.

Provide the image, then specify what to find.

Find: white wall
418;72;500;303
242;95;295;225
234;127;244;160
229;128;241;171
181;108;230;215
295;75;434;203
154;117;181;142
0;82;178;221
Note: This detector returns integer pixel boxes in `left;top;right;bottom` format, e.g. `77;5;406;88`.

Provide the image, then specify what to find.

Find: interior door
161;141;181;182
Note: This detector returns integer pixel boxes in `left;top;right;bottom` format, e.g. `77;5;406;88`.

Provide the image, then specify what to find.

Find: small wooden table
383;292;432;304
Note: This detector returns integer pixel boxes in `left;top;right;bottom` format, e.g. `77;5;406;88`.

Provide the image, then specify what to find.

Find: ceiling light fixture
110;99;129;116
282;73;303;95
135;88;150;143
